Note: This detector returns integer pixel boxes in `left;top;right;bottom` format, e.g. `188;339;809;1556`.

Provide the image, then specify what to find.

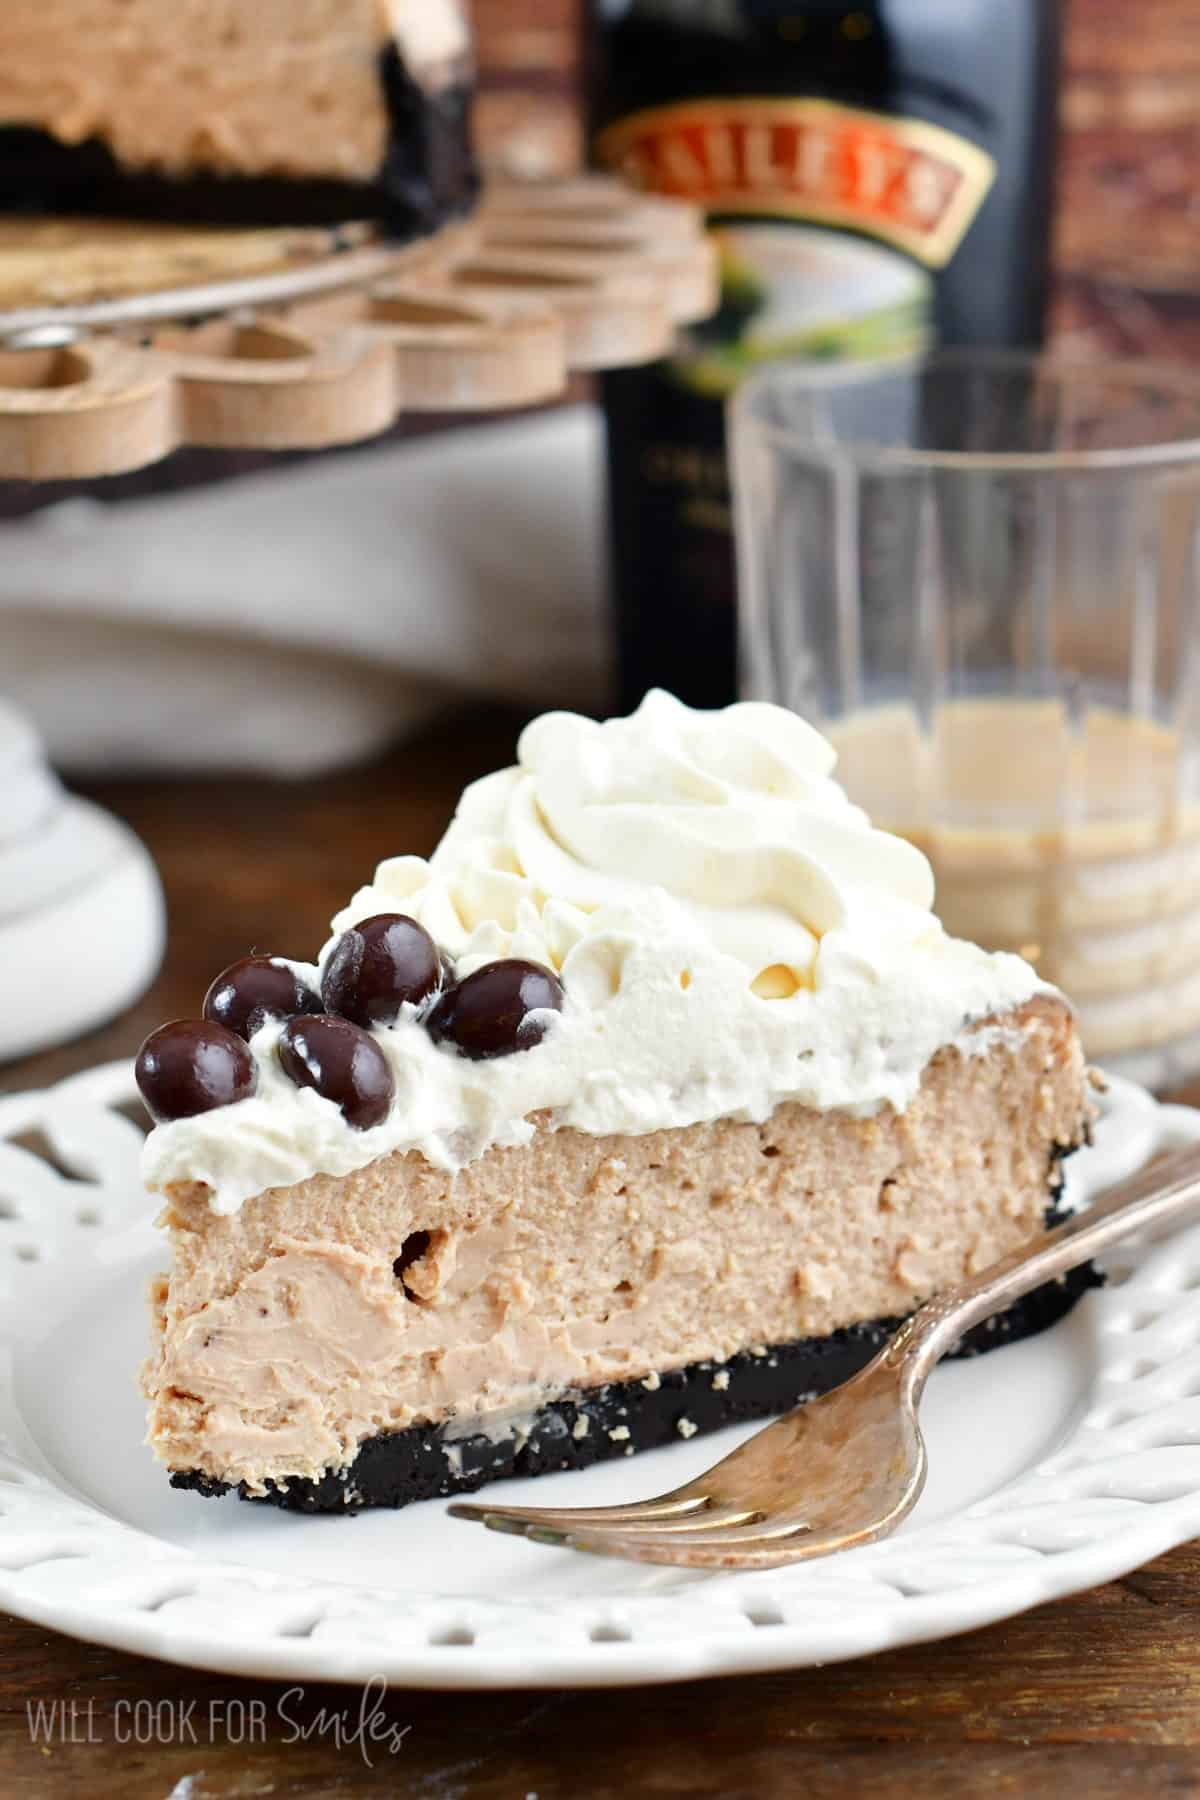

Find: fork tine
502;1482;916;1566
550;1506;767;1535
447;1286;933;1568
581;1516;812;1550
447;1492;710;1529
449;1497;766;1538
507;1518;833;1571
567;1533;817;1571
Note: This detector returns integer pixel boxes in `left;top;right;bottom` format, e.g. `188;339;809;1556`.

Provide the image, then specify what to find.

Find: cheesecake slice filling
0;0;477;234
137;692;1092;1509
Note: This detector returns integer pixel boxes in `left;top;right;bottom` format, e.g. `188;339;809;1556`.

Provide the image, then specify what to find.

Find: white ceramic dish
2;1063;1200;1690
0;703;164;1060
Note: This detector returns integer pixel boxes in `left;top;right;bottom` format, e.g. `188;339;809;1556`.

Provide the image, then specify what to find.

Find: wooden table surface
5;704;1200;1798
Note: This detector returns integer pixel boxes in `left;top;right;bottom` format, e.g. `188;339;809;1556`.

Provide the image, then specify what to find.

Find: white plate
3;1064;1200;1690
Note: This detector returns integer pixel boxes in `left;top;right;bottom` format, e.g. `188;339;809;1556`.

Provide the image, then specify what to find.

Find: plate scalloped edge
2;1063;1200;1689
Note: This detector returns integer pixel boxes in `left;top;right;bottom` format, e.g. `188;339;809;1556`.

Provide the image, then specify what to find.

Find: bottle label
598;98;995;396
596;96;996;267
595;96;996;703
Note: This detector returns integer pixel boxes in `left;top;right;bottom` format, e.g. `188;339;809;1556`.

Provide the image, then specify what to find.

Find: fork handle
894;1135;1200;1379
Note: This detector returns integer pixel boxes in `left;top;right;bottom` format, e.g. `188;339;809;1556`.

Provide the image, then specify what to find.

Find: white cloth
0;406;608;776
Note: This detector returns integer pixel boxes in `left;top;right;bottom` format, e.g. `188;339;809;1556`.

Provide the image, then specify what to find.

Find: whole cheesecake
0;0;477;236
137;692;1093;1511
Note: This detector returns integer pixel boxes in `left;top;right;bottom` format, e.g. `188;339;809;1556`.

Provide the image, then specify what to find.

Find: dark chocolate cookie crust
172;1254;1100;1516
0;54;477;238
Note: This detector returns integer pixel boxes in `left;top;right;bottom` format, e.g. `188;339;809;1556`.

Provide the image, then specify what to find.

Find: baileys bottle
588;0;1062;709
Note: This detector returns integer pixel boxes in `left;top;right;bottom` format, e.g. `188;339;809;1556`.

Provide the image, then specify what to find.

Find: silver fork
449;1139;1200;1569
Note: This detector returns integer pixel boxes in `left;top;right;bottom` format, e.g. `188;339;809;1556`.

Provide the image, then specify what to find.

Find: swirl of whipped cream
334;688;935;993
148;693;1047;1211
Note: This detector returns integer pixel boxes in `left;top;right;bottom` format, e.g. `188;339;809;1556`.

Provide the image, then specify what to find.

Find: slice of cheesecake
0;0;477;237
137;691;1092;1511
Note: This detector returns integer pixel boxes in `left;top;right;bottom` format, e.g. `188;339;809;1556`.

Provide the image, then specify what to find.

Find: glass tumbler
731;349;1200;1088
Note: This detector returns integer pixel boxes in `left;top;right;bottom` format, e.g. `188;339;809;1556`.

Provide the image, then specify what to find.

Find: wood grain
3;704;1200;1796
0;183;716;476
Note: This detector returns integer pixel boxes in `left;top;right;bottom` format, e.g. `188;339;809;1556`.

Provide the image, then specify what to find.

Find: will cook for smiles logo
27;1676;412;1768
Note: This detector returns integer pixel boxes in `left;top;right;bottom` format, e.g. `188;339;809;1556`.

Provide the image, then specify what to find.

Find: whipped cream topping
144;691;1049;1213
